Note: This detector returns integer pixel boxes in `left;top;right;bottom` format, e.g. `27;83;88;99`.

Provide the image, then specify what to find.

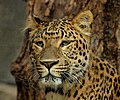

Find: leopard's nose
40;60;59;70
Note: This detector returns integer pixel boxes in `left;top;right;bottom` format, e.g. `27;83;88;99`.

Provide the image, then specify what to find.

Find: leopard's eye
79;24;87;29
35;41;44;48
60;41;71;47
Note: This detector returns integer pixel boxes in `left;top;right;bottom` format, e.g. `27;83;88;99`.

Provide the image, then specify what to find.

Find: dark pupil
60;41;70;47
36;41;44;47
79;24;86;29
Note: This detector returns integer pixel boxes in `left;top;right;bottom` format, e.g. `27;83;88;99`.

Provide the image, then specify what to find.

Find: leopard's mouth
40;74;62;86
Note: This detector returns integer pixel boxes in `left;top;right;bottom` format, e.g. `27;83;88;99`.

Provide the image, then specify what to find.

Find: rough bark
11;0;120;100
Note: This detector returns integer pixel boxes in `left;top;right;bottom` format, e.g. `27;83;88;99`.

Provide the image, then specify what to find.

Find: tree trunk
11;0;120;100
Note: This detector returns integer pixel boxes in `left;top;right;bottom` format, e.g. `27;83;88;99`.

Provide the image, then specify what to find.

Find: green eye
79;24;87;29
60;41;71;47
35;41;44;47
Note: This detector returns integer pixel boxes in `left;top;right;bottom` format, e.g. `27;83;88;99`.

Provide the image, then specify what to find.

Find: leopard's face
29;10;93;88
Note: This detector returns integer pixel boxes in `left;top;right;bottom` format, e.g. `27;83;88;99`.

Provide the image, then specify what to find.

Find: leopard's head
28;10;93;88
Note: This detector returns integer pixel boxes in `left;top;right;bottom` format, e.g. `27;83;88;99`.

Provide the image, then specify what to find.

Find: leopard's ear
72;10;93;36
32;14;44;24
25;14;43;30
73;10;93;25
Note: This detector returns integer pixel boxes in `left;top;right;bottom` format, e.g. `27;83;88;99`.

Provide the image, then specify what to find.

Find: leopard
27;10;120;100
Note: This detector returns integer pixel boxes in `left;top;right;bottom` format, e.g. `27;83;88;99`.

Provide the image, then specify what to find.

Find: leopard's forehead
34;19;79;40
46;19;71;33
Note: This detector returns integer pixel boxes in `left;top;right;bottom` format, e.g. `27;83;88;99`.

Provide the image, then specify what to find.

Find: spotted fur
26;10;120;100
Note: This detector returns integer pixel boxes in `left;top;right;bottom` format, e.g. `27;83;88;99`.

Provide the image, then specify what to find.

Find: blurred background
0;0;26;99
